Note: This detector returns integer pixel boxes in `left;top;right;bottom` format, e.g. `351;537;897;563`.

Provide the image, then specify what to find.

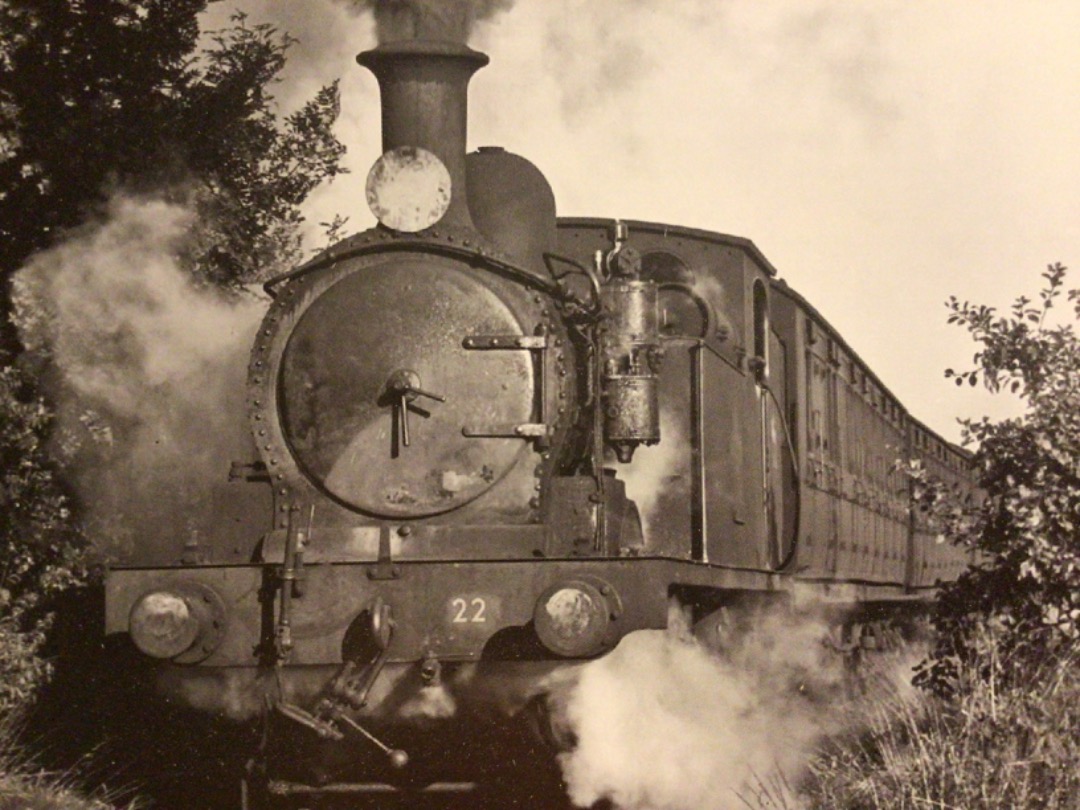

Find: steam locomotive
104;39;975;800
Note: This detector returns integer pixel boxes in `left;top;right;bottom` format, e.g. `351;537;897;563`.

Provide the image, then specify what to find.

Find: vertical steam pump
599;223;662;463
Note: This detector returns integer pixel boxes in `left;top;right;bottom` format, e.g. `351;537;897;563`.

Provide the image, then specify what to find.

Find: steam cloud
621;409;689;542
346;0;513;44
13;196;264;562
546;608;849;810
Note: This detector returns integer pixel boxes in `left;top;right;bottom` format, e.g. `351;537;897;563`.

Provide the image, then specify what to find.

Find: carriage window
641;250;691;284
752;279;768;381
641;251;710;339
658;284;709;338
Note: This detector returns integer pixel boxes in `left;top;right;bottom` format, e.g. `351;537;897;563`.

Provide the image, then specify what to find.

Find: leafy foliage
177;15;346;286
920;263;1080;693
0;364;88;719
0;0;346;352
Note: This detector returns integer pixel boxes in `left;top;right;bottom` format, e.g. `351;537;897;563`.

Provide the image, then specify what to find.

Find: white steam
620;409;689;543
400;683;458;720
548;608;847;810
13;196;265;561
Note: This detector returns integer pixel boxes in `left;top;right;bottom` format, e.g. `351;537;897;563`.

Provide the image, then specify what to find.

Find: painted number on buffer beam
450;597;488;623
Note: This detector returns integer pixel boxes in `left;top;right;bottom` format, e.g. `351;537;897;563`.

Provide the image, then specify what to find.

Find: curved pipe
761;380;802;571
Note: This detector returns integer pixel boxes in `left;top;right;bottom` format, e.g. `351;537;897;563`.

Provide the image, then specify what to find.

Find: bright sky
203;0;1079;444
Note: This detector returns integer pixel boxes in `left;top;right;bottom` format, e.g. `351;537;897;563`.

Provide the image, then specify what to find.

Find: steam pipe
358;41;488;230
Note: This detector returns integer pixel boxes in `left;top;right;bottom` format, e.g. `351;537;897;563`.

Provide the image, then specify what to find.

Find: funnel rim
357;39;489;69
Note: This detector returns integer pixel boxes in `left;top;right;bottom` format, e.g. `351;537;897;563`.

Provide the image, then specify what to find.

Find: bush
919;263;1080;694
0;363;89;720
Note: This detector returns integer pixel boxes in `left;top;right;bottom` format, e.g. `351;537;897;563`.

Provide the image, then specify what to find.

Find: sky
200;0;1079;444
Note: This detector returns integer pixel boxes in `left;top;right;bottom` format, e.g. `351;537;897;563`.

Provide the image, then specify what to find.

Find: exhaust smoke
546;606;849;810
347;0;513;44
12;195;264;563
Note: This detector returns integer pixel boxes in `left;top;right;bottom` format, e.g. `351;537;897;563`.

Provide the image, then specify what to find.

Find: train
103;38;976;803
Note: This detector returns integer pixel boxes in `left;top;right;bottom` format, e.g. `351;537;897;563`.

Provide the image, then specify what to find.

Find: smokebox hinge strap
462;333;551;447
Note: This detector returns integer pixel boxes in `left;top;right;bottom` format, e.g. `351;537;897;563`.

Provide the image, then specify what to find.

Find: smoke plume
547;607;848;810
346;0;513;44
13;196;264;562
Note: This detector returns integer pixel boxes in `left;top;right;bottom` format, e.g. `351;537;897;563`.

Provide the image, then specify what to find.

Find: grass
799;638;1080;810
0;716;136;810
0;772;117;810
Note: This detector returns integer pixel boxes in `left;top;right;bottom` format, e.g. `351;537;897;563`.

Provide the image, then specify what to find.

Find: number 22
451;597;487;623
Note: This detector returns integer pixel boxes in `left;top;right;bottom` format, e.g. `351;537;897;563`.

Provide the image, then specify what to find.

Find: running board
267;780;477;795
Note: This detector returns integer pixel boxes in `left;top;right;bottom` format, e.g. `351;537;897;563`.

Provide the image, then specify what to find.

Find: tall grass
0;715;136;810
803;636;1080;809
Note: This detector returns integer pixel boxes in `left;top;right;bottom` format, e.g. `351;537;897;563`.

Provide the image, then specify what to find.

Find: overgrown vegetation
0;716;129;810
0;363;87;720
802;636;1079;809
922;262;1080;693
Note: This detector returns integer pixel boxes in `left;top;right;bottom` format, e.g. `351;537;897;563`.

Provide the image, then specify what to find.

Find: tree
920;263;1080;693
0;0;346;354
0;1;347;714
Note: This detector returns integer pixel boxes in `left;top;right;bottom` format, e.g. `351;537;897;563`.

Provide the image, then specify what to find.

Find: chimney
358;41;488;230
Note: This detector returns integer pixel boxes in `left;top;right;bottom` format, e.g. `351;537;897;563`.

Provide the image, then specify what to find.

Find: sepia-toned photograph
1;1;1077;808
